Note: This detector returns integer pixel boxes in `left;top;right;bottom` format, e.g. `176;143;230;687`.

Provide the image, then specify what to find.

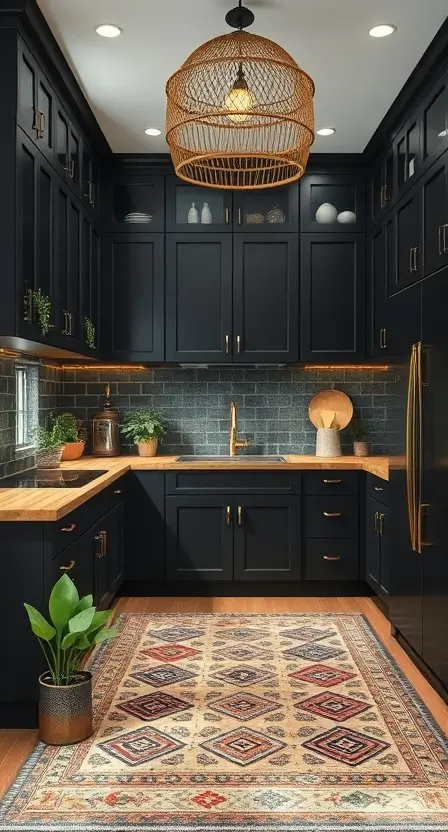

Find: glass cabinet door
301;174;365;232
166;177;232;231
421;71;448;171
111;176;165;232
394;114;421;197
234;183;298;232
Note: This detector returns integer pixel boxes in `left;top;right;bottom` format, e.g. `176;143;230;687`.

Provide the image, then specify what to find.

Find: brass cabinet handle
237;506;243;527
409;247;413;273
374;486;384;492
439;225;443;256
225;334;229;354
413;246;418;272
238;207;242;225
32;107;39;133
63;155;71;177
89;182;95;207
381;327;387;349
323;479;342;484
69;158;75;179
324;511;341;517
443;223;448;254
374;511;379;531
226;506;232;526
102;530;107;556
60;559;75;571
62;310;68;335
380;184;386;210
94;534;103;558
61;523;76;532
114;489;122;494
323;555;341;561
225;206;229;225
383;184;389;204
379;513;384;535
40;111;46;139
236;335;241;354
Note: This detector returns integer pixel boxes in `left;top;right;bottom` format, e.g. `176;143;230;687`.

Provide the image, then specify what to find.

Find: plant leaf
68;607;96;635
86;610;114;635
24;604;56;641
94;626;119;644
74;632;94;651
61;631;78;650
73;594;94;616
48;574;79;631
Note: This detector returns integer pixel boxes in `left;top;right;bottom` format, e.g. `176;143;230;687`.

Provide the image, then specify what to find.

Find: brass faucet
229;400;250;456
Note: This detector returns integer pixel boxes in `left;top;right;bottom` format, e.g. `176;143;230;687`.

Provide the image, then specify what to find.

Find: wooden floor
1;596;447;801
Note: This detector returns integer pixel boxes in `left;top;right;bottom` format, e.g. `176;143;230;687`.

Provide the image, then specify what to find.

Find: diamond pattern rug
1;612;448;831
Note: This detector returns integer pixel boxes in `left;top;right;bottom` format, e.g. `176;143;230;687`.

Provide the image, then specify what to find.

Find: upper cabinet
394;112;421;200
420;69;448;174
234;183;299;232
301;174;365;233
109;173;165;232
371;148;394;225
166;177;232;232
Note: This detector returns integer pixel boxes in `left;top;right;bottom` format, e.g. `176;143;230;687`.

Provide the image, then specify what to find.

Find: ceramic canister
315;428;342;458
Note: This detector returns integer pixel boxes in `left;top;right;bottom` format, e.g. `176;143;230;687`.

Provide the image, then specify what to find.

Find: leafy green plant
24;575;118;686
121;409;166;444
33;289;53;337
350;417;369;442
35;424;65;451
84;317;96;350
51;413;82;444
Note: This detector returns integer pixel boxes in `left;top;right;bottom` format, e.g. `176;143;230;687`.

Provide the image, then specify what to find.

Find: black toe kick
119;580;374;598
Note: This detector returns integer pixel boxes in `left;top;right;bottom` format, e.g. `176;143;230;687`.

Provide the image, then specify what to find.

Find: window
15;363;39;450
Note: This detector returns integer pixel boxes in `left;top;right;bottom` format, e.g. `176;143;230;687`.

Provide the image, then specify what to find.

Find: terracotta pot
35;446;65;469
62;441;85;461
353;441;369;457
39;671;92;745
137;439;158;457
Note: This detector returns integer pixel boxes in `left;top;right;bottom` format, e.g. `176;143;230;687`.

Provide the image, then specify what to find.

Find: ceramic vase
39;671;92;746
315;428;341;458
315;202;338;224
61;441;85;461
188;203;199;223
201;202;212;224
337;210;356;224
353;441;369;457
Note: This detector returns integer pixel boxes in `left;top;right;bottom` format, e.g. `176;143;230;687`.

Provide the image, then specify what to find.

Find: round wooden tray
308;389;353;430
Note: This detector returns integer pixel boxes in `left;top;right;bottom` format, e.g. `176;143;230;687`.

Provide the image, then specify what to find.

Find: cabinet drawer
51;533;96;599
51;478;125;555
305;496;358;538
366;473;389;505
304;471;359;495
166;472;301;495
304;539;359;580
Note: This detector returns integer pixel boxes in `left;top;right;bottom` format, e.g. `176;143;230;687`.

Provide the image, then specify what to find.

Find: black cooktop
0;469;108;488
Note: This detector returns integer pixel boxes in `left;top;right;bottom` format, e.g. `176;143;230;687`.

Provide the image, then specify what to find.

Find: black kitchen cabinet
17;39;55;164
166;234;232;363
304;539;359;581
166;176;232;232
54;99;81;196
109;173;165;232
166;496;234;581
420;69;448;174
365;497;389;597
234;183;299;232
371;148;394;225
54;179;82;343
301;174;365;233
233;496;301;581
82;142;99;213
52;533;96;602
233;234;299;362
394;111;421;200
125;472;165;581
103;233;165;361
300;233;365;362
81;213;101;351
369;215;394;357
104;503;124;600
393;188;422;292
422;152;448;277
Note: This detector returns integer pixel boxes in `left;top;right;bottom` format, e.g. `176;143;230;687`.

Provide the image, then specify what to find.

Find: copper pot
62;441;86;461
39;671;92;746
137;439;158;457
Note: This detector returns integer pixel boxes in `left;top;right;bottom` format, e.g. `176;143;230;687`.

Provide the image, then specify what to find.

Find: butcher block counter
0;455;389;521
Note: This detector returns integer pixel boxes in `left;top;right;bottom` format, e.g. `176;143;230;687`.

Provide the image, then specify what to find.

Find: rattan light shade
166;30;315;189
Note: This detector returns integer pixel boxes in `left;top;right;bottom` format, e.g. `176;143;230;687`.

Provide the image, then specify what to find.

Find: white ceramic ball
337;210;356;224
315;202;338;224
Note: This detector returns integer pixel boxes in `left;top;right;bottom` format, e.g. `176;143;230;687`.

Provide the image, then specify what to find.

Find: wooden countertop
0;454;389;521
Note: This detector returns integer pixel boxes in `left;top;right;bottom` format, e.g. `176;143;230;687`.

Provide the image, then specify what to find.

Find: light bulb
224;65;253;123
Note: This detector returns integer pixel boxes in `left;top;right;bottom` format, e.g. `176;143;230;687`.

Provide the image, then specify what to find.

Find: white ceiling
37;0;447;154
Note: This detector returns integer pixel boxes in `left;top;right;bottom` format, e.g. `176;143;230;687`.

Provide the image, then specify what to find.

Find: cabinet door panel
166;234;232;362
233;234;298;362
305;539;359;581
233;496;301;581
166;496;233;580
422;156;448;278
301;174;365;232
55;104;70;179
67;199;81;340
37;72;55;161
36;157;53;301
300;233;365;361
393;190;422;293
16;133;37;328
125;473;165;581
365;497;381;590
52;536;95;602
420;70;448;173
17;42;38;140
306;496;358;539
378;507;390;597
104;503;123;599
105;233;165;362
370;216;394;357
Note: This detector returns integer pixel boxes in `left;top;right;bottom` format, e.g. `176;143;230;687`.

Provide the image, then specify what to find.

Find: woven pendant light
165;2;315;190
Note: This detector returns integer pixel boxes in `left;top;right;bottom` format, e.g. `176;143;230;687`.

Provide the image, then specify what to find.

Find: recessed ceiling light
369;24;397;38
95;24;122;38
145;128;162;136
317;127;335;137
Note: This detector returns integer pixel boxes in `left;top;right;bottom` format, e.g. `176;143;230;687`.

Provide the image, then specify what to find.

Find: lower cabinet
166;496;234;581
233;496;301;581
125;472;166;581
365;496;390;597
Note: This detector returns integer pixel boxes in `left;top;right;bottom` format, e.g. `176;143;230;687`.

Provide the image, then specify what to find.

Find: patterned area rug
1;613;448;831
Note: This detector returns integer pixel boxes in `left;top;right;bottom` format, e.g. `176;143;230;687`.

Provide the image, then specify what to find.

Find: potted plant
350;417;370;457
121;409;166;457
35;424;66;469
24;574;117;745
52;413;86;461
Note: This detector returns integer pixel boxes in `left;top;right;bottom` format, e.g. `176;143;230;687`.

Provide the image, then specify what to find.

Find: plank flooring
1;596;447;801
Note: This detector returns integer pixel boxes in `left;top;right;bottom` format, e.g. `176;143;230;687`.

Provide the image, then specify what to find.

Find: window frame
15;362;39;452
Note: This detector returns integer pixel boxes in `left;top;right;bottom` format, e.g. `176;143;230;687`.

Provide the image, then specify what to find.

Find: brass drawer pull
226;505;232;526
324;511;341;517
237;505;243;527
60;559;75;571
323;555;341;561
323;479;342;484
114;489;122;494
374;486;383;492
61;523;76;532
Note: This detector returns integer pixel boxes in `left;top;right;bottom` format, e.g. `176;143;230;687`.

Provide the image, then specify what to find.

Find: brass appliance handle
237;506;243;527
60;559;75;571
226;506;232;526
323;479;342;484
323;555;341;561
406;343;418;552
61;523;76;532
416;342;423;554
324;511;341;518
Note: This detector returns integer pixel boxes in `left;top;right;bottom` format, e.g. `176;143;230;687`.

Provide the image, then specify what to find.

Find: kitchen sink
175;455;287;463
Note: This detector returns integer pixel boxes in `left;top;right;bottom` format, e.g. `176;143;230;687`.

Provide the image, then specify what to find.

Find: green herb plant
121;409;166;444
32;289;53;337
24;575;118;686
35;424;65;451
84;317;96;350
350;416;369;442
51;412;81;444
